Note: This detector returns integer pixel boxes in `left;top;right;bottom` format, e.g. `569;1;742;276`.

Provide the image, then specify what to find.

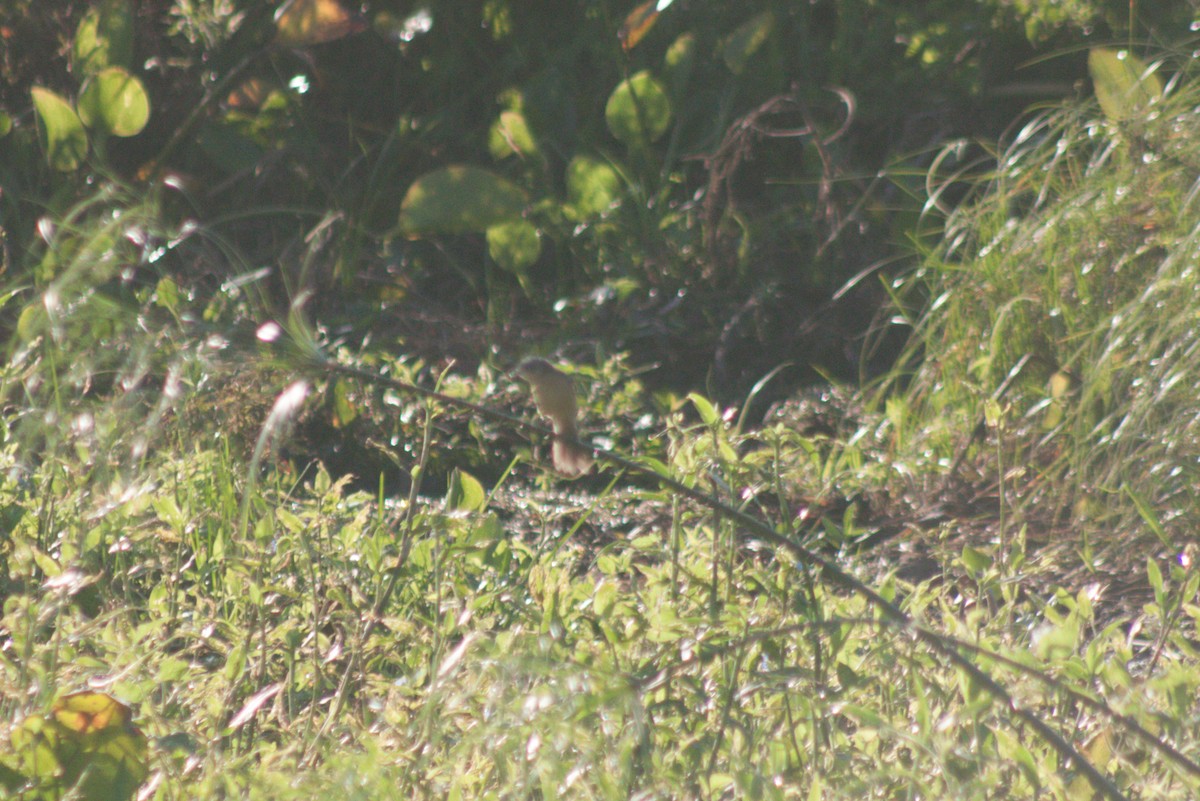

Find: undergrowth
6;43;1200;801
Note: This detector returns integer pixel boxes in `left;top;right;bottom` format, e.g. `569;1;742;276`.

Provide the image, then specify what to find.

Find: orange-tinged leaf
54;691;132;733
227;77;274;109
618;1;659;52
274;0;366;46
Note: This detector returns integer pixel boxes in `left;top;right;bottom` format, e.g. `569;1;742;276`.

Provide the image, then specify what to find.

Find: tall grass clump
888;51;1200;559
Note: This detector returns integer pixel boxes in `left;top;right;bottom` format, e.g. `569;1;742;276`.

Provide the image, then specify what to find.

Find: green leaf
566;155;622;219
445;469;487;512
720;11;774;74
154;276;179;314
486;219;541;274
196;121;264;176
687;392;719;426
663;32;696;101
605;70;671;146
0;111;11;138
31;87;88;171
1125;484;1171;547
77;67;150;137
331;378;359;427
960;545;993;575
1088;47;1163;122
73;0;134;75
1146;556;1164;602
398;165;527;236
488;110;538;160
16;302;45;342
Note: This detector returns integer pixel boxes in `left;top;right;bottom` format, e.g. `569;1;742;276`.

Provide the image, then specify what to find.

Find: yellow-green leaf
31;87;88;171
566;155;622;219
77;67;150;137
1088;47;1163;122
486;219;541;274
605;70;671;146
73;0;134;75
399;165;527;236
445;468;487;512
687;392;719;426
488;110;538;160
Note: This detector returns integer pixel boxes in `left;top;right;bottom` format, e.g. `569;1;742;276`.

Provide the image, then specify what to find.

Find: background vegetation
3;1;1200;799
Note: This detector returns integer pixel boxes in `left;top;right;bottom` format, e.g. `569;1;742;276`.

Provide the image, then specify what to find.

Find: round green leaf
31;87;88;172
398;165;527;236
605;70;671;146
486;219;541;274
77;67;150;137
73;0;134;75
0;112;11;138
566;155;621;219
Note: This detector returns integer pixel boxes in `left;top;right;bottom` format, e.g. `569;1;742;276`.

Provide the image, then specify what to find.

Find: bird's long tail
552;427;593;476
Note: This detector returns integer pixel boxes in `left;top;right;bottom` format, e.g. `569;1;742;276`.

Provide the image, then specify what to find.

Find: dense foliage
4;2;1200;800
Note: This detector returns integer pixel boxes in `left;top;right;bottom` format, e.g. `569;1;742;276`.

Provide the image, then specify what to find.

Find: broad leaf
566;155;621;218
78;67;150;137
398;165;527;236
721;11;774;74
275;0;367;46
488;110;538;160
31;87;88;171
605;71;671;146
1088;47;1163;122
73;0;134;75
486;219;541;274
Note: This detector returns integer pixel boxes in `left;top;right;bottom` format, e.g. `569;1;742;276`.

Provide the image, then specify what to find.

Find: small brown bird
516;358;594;476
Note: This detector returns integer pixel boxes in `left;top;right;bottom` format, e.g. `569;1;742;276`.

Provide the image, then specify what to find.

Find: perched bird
516;358;594;476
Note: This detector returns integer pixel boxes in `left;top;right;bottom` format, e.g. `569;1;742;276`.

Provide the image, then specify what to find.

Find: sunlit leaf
618;0;659;52
5;692;152;801
566;155;622;218
77;67;150;137
54;692;133;733
0;111;12;138
73;0;134;76
488;110;538;160
16;302;45;342
960;545;993;575
154;276;179;314
31;87;88;171
1088;47;1163;122
720;11;775;74
605;70;671;146
398;165;527;236
274;0;367;46
446;468;487;512
687;392;719;426
486;219;541;274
